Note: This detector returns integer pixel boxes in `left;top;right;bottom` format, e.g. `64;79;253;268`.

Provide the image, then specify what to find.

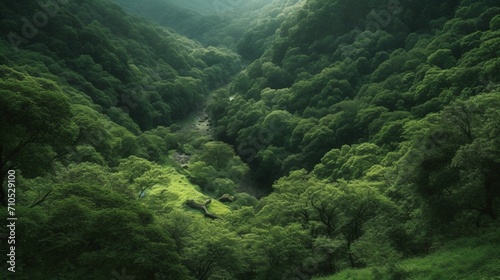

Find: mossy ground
141;164;231;218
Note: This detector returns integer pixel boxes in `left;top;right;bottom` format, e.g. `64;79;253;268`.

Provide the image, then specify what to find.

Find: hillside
314;229;500;280
113;0;305;60
1;0;242;131
1;0;500;279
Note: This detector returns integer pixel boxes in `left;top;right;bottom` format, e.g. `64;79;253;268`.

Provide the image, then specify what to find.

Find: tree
428;48;457;69
198;141;236;170
188;161;218;192
300;124;336;170
314;143;384;181
136;131;168;162
71;104;115;163
257;169;397;273
262;62;293;89
401;93;500;232
188;141;249;194
57;162;111;187
261;110;296;147
0;67;77;206
17;182;190;279
183;222;247;280
254;146;288;187
446;94;500;221
249;224;311;280
491;14;500;31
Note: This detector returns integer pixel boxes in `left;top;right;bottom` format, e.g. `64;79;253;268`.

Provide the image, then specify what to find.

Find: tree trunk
347;239;355;268
30;190;53;208
186;199;221;219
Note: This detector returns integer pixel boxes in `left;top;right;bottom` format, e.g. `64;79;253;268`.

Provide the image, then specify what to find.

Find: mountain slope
209;0;500;185
113;0;305;60
1;0;242;131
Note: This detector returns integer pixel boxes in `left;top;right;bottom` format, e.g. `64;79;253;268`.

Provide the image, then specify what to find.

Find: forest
0;0;499;279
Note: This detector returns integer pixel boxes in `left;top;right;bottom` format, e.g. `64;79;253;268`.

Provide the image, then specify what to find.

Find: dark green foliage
113;0;303;61
15;183;190;280
0;0;242;131
0;67;78;205
402;94;500;232
208;0;500;190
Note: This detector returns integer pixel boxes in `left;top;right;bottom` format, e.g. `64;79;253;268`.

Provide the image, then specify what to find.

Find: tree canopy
1;0;499;279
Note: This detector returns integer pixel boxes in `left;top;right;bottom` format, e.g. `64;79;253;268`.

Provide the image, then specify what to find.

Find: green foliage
2;0;500;279
249;224;311;280
0;67;78;205
188;141;249;196
314;228;500;280
0;0;242;131
13;183;189;279
400;94;500;233
491;15;500;30
255;170;399;275
184;222;247;280
314;143;385;181
113;0;302;61
428;49;457;69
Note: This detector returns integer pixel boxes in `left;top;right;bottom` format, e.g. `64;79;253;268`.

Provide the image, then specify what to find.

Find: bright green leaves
188;162;218;191
184;222;247;280
314;143;385;181
112;156;172;200
188;141;249;196
249;224;311;280
57;162;112;188
0;67;77;204
197;141;237;170
115;156;155;184
0;67;76;149
255;170;399;273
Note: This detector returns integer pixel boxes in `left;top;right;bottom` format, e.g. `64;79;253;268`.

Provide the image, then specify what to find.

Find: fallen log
186;199;221;219
217;194;235;203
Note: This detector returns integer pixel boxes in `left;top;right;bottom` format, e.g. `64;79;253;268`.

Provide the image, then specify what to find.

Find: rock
173;151;191;165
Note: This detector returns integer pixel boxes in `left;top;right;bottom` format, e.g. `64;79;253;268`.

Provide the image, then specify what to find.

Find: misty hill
113;0;305;59
1;0;242;131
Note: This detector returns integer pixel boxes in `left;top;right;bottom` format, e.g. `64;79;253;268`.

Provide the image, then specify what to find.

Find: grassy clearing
314;229;500;280
142;165;231;217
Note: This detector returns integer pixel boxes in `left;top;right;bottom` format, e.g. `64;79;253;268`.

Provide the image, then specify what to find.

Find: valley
0;0;499;279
